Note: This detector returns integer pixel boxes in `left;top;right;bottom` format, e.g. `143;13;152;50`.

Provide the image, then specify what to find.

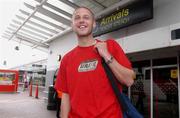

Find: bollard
35;83;39;99
29;82;32;96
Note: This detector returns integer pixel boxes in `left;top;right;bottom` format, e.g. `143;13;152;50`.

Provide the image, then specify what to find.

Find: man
54;72;62;118
135;73;145;114
55;89;62;118
55;7;135;118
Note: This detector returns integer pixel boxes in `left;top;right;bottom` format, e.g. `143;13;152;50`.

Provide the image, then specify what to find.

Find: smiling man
55;7;135;118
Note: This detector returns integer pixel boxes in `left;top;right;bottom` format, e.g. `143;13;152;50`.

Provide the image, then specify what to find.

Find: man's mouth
79;25;87;29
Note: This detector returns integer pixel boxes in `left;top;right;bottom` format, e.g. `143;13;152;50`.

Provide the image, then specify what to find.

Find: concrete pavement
0;86;56;118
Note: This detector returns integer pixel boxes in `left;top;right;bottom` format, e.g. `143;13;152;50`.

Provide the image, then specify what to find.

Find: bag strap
101;58;128;111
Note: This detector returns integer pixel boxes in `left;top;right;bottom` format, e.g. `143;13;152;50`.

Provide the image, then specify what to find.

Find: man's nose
79;17;85;23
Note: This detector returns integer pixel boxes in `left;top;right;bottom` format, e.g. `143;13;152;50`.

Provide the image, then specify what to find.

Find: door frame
134;62;179;118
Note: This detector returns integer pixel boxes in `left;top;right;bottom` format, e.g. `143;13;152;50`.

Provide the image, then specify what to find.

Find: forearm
95;41;135;87
104;56;135;87
61;93;70;118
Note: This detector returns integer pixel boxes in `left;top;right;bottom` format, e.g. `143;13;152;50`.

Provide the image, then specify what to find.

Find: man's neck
77;35;96;47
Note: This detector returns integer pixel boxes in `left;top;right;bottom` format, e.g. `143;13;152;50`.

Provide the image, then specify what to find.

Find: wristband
106;56;114;64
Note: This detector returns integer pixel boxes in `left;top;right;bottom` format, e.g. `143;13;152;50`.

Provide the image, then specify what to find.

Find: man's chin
77;33;91;37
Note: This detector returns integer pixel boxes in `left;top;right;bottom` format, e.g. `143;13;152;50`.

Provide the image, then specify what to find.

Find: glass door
153;66;178;118
131;57;179;118
131;67;151;118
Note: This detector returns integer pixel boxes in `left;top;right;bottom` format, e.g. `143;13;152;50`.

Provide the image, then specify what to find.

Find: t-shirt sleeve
107;39;132;69
55;56;68;93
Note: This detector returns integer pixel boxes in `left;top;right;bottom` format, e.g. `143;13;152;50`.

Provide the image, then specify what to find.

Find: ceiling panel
1;0;130;51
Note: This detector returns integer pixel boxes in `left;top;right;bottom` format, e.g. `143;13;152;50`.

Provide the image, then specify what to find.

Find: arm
104;56;135;87
61;92;70;118
95;41;135;87
54;55;70;117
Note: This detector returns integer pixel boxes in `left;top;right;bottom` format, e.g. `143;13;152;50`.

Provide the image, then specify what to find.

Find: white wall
46;0;180;70
47;32;77;70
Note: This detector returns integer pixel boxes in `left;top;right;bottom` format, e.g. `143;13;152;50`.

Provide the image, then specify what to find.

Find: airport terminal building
45;0;180;118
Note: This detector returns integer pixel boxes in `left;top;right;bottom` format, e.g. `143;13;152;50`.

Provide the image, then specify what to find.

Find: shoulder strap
101;59;128;111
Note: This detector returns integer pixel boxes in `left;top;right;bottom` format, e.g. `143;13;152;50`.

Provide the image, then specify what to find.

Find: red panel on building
0;69;19;92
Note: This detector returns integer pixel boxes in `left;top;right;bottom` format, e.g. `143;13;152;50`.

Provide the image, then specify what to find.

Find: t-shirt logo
78;59;98;72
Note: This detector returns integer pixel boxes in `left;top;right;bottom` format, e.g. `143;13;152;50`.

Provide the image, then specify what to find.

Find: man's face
72;8;95;37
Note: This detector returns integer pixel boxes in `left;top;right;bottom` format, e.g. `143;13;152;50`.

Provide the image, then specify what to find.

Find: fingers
94;41;106;49
94;41;109;58
94;42;104;54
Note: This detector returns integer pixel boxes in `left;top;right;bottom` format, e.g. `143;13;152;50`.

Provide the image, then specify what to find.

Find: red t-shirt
55;39;132;118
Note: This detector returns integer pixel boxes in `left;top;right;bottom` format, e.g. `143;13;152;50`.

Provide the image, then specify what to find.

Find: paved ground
0;86;56;118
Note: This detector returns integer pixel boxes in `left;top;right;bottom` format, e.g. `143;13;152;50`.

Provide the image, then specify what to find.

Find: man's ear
93;21;96;28
71;22;74;31
71;22;73;28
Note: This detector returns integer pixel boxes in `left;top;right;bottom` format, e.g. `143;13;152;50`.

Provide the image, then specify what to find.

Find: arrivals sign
93;0;153;37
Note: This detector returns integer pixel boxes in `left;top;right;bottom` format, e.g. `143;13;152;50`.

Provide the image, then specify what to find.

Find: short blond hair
73;6;95;20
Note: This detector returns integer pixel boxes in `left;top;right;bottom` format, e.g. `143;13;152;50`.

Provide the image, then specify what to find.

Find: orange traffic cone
35;83;39;99
29;82;32;97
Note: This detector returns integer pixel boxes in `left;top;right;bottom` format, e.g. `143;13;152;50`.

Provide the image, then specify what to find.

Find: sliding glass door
131;57;179;118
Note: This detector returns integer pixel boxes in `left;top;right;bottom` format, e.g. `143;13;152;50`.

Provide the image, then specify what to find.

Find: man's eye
84;16;90;19
74;16;80;20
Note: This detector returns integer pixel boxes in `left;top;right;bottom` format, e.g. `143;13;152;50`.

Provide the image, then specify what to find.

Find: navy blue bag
102;59;143;118
120;92;143;118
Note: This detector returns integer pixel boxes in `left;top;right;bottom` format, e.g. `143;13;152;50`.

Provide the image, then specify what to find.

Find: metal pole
177;53;180;118
128;86;131;99
150;59;153;118
9;0;47;40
